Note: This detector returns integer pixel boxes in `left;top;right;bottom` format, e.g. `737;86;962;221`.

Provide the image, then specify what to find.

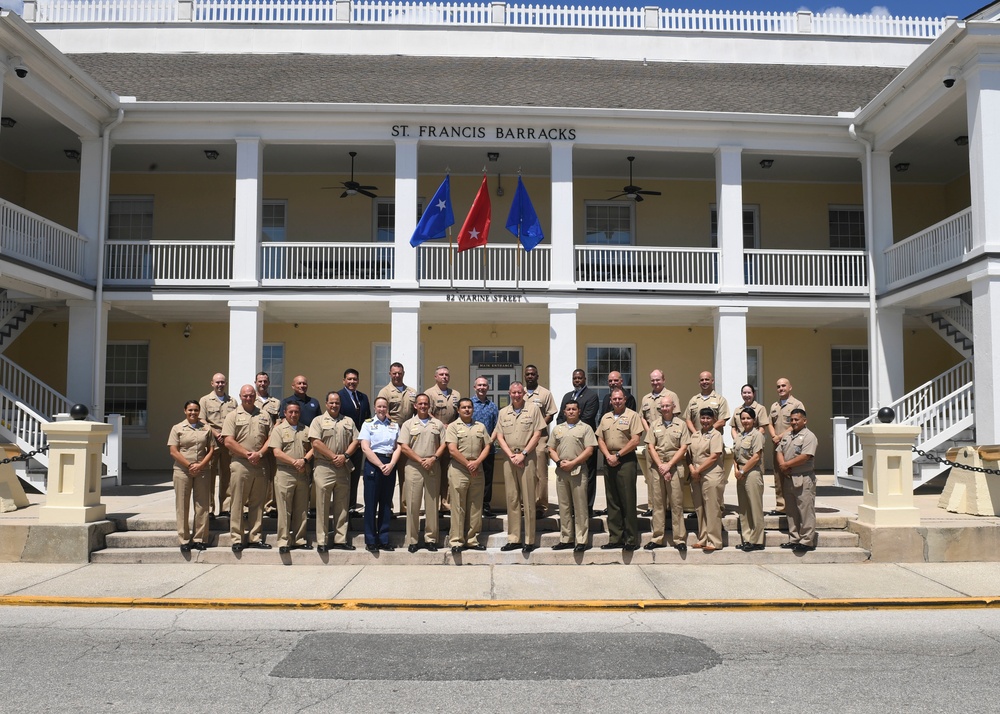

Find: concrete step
91;545;870;565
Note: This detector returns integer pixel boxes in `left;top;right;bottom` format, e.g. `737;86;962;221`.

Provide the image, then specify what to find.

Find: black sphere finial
877;407;895;424
69;404;89;421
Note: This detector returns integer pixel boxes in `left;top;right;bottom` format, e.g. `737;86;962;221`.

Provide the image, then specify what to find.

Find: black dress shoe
218;510;230;518
623;543;639;552
780;542;796;549
482;507;494;518
500;543;521;552
191;542;207;551
298;543;313;550
249;541;272;550
180;543;192;553
425;543;439;552
379;543;395;552
767;510;784;516
792;543;816;552
751;544;766;551
675;543;687;552
279;546;290;554
573;545;588;553
551;542;574;550
317;545;329;553
365;544;379;553
470;544;487;551
407;544;421;553
208;513;216;521
451;546;462;554
522;544;537;553
600;542;624;550
593;509;608;516
644;542;665;550
231;543;243;553
308;508;317;518
332;543;356;551
641;508;653;517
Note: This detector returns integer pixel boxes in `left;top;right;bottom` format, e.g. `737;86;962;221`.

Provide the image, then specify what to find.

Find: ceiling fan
609;156;661;202
323;151;378;198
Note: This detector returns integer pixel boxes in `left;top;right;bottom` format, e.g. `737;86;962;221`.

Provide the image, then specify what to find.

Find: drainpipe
92;109;125;415
849;123;880;415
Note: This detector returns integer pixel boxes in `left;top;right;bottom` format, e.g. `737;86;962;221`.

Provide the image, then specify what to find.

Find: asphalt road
3;607;999;713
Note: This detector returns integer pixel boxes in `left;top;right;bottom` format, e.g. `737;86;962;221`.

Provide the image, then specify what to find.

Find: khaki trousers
448;465;484;548
314;461;351;546
648;462;694;546
534;442;550;513
229;457;266;545
275;469;309;548
782;471;817;546
208;447;232;514
555;469;589;545
173;469;212;545
736;468;765;545
404;461;441;546
772;447;786;511
638;446;654;508
695;469;726;548
262;451;277;514
501;452;537;545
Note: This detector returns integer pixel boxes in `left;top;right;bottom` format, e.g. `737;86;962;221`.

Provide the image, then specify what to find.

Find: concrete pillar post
965;57;1000;253
390;299;421;389
871;306;904;407
715;146;745;292
393;139;419;288
228;300;263;388
76;137;104;282
548;301;578;399
549;142;575;290
38;420;113;524
713;305;748;443
854;423;921;526
867;150;894;290
233;136;262;287
970;262;1000;443
66;300;110;418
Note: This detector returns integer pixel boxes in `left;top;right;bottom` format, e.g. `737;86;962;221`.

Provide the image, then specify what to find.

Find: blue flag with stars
410;175;455;247
505;176;544;251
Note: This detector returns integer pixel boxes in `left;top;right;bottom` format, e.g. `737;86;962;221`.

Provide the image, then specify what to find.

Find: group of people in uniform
167;362;818;557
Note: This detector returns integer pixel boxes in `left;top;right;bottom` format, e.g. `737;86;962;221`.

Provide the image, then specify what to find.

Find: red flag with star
457;175;491;253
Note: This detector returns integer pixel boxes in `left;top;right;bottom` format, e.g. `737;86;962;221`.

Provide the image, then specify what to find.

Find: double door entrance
470;348;521;409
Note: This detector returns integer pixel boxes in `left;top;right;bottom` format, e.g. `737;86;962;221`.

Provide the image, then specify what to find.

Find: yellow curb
1;596;999;611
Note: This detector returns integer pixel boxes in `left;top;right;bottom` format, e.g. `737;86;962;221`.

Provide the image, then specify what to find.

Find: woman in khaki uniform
728;384;767;442
688;407;725;551
733;407;766;551
168;400;215;553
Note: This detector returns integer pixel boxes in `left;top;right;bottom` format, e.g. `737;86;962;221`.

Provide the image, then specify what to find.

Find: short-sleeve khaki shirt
525;386;558;422
424;385;461;424
733;429;765;469
167;420;213;470
308;412;358;461
256;395;282;422
445;419;491;463
268;421;310;476
596;408;643;452
547;422;597;476
221;405;273;453
770;396;805;434
688;429;724;478
644;416;690;461
199;391;237;431
729;401;768;431
398;416;446;458
496;402;547;453
685;391;731;426
640;390;680;427
377;383;418;425
779;427;818;476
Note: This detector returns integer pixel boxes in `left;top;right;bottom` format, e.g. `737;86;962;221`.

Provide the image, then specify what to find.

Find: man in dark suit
338;368;371;512
557;368;601;515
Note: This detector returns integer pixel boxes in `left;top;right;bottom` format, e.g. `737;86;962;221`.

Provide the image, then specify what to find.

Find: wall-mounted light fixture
955;136;969;146
759;159;774;169
183;323;192;339
894;162;910;172
487;152;500;162
0;117;15;128
64;149;80;162
204;150;220;160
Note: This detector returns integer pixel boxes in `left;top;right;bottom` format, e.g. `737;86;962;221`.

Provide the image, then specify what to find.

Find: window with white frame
373;198;424;243
746;347;761;390
262;343;285;399
829;206;865;250
108;196;154;241
832;346;870;426
584;201;634;245
105;342;149;431
586;344;634;403
710;205;759;248
262;200;287;242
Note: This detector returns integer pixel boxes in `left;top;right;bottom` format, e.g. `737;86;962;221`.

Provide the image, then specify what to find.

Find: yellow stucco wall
0;159;27;207
1;319;68;395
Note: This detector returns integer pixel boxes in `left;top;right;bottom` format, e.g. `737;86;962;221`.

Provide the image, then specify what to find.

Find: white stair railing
0;386;49;472
0;355;70;420
937;304;973;340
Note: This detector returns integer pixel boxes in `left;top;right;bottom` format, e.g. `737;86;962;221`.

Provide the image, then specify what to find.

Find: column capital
548;301;579;315
228;299;263;309
390;298;421;312
712;305;748;317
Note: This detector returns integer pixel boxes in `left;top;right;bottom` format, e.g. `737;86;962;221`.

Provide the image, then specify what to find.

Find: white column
548;301;578;398
970;262;1000;443
233;136;263;287
867;150;894;291
550;142;576;290
76;137;103;282
871;306;904;407
228;300;263;389
390;298;421;389
715;146;746;292
966;58;1000;254
66;299;109;418
393;138;419;289
713;306;747;441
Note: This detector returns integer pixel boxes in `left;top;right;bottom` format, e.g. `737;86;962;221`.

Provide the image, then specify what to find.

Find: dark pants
605;457;638;547
349;450;365;509
363;454;395;546
482;450;496;511
586;451;599;511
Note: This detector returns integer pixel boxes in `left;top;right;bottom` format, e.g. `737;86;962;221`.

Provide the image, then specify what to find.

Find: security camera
943;67;961;89
7;56;27;79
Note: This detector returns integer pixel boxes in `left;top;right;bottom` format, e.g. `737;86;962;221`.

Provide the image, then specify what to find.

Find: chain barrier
912;445;1000;475
0;445;49;466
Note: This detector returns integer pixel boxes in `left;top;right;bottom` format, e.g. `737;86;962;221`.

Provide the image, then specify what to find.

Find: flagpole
516;226;522;290
448;225;454;290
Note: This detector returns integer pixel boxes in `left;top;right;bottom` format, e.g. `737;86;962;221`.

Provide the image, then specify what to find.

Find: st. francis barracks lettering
391;125;576;140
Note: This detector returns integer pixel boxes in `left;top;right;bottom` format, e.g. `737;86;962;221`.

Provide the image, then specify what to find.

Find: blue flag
409;175;454;247
505;176;544;251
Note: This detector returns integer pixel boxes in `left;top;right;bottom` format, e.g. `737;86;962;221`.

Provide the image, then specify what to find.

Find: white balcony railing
744;249;867;293
884;207;973;290
575;246;718;290
418;244;550;287
104;240;233;284
0;198;87;280
261;242;394;284
24;0;956;39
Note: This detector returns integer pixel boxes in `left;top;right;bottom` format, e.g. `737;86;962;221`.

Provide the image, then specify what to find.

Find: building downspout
849;123;880;415
92;108;125;415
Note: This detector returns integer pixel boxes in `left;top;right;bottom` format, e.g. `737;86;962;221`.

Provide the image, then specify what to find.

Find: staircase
923;304;973;358
0;294;41;353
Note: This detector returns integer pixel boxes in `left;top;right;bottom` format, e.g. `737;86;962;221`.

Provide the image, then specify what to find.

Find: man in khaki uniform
684;371;731;434
639;369;681;516
768;377;805;516
256;371;282;518
398;394;448;552
446;398;492;553
268;401;313;554
425;365;461;509
309;392;358;552
597;388;644;551
377;362;419;513
645;396;692;551
222;384;273;551
495;381;547;553
777;408;818;552
547;400;597;552
199;372;237;517
524;364;558;518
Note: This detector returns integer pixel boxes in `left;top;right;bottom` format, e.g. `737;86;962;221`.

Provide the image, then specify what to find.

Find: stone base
0;521;117;563
856;504;920;527
37;504;107;525
849;520;1000;563
938;471;1000;516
